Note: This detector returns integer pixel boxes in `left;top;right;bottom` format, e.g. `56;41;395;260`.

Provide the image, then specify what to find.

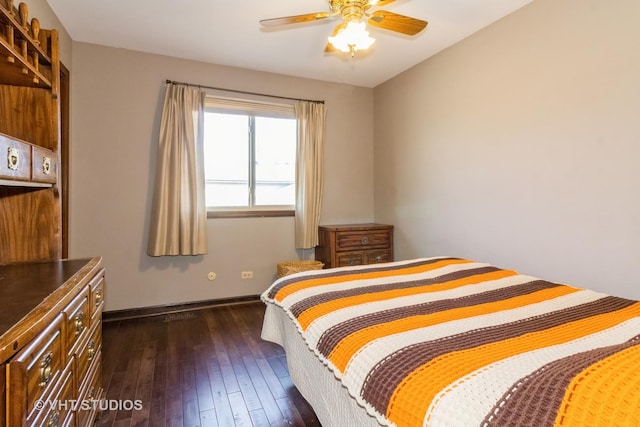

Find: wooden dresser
0;257;104;427
316;223;394;269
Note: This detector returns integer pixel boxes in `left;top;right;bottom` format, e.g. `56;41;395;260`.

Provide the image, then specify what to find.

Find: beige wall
69;43;374;311
374;0;640;299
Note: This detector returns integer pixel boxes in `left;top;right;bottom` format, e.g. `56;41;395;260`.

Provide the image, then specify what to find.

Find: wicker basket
277;260;324;278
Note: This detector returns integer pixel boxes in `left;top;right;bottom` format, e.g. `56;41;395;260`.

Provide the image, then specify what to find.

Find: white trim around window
203;95;297;218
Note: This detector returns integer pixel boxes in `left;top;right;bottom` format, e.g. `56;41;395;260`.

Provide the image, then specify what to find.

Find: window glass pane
254;117;296;206
204;112;249;207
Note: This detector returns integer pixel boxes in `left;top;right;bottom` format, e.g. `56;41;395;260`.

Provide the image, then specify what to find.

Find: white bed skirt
261;303;382;427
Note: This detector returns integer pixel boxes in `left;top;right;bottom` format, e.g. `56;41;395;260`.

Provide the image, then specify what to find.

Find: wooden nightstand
315;223;394;269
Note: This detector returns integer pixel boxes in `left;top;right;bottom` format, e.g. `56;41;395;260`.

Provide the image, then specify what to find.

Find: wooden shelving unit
0;0;61;263
0;2;53;88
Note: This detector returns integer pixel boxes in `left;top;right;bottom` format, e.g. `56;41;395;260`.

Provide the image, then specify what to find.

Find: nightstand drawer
336;251;365;267
335;230;391;251
365;249;393;264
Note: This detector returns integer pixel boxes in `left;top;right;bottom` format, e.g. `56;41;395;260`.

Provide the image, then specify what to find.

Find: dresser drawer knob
87;386;95;401
75;312;85;335
361;237;369;245
7;147;19;170
376;256;382;262
47;410;59;427
95;290;102;305
39;352;53;386
88;338;96;361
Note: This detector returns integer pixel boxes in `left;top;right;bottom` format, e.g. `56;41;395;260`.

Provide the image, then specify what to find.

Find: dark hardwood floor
96;302;321;427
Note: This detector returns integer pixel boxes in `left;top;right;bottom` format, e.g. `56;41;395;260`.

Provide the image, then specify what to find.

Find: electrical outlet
241;271;253;279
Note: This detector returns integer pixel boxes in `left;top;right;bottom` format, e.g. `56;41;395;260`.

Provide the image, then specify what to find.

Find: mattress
261;257;640;427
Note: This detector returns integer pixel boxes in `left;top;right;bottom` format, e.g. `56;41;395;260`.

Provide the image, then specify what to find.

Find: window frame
204;96;297;218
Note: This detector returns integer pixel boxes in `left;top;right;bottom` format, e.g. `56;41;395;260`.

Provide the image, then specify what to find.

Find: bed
260;256;640;427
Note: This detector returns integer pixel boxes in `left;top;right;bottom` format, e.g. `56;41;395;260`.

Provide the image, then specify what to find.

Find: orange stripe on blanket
554;341;640;426
273;258;473;302
329;285;578;373
297;269;518;331
387;302;640;427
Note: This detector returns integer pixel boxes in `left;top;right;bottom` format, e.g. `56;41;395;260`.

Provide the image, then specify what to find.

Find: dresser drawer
63;285;91;357
62;411;75;427
76;320;102;392
365;249;394;264
335;230;391;251
31;145;57;184
25;359;74;427
8;313;65;423
0;132;31;181
89;271;105;319
1;362;6;426
77;355;102;427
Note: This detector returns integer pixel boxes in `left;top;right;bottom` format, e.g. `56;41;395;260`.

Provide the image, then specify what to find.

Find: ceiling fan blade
368;0;397;7
260;11;331;27
368;10;428;36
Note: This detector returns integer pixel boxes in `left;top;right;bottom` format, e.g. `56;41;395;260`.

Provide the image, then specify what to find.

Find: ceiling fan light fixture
328;20;375;57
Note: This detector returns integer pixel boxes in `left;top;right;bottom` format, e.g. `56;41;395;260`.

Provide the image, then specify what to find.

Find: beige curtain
147;83;208;256
295;101;327;249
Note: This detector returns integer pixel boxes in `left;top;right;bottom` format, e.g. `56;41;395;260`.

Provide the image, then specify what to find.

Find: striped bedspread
261;257;640;427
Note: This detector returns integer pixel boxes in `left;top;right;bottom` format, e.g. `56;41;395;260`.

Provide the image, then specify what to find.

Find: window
203;96;297;217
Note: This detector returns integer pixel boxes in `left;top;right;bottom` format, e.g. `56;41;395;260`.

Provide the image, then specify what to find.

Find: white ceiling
46;0;534;88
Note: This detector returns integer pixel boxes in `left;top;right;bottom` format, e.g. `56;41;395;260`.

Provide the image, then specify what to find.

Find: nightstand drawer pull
39;352;53;386
376;256;382;262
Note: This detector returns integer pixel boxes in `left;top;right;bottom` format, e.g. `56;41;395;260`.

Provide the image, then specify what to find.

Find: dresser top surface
0;258;93;339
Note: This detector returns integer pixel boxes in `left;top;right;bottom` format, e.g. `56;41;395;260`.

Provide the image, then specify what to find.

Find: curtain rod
165;79;325;104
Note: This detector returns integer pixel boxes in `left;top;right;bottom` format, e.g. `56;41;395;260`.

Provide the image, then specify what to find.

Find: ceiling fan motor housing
331;1;372;21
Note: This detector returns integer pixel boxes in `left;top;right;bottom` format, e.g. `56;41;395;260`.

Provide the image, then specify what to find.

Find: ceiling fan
260;0;428;57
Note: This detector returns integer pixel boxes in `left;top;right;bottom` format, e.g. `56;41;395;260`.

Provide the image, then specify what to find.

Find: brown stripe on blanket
290;266;501;318
316;280;560;357
360;296;635;415
483;334;640;427
265;257;461;299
